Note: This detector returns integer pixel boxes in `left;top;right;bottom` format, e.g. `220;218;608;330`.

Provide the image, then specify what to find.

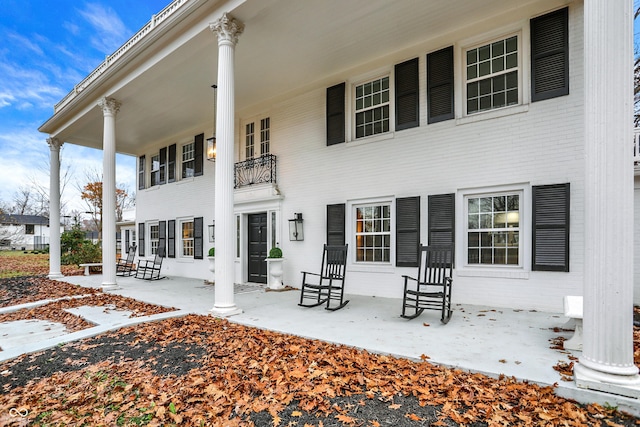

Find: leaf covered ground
0;252;83;279
0;273;639;426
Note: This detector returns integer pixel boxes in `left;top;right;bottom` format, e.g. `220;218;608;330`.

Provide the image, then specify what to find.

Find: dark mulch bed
0;276;101;308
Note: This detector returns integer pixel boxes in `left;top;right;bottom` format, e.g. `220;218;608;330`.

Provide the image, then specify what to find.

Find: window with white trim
465;35;519;114
150;154;160;187
355;76;390;139
182;142;195;179
466;192;521;266
245;122;255;158
354;202;391;263
260;118;270;155
180;219;194;258
149;223;159;255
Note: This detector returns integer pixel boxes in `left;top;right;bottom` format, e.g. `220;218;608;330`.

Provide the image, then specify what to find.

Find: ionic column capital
98;97;121;116
209;13;244;45
47;137;63;151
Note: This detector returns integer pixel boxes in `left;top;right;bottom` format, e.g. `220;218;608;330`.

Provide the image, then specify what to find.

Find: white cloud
78;3;129;54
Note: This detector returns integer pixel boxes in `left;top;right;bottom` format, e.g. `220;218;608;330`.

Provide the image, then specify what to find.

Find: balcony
234;154;277;189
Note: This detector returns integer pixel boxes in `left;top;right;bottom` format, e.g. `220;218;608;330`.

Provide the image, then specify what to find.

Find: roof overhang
39;0;565;155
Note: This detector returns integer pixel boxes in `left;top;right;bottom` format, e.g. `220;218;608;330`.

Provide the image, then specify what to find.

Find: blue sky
0;0;169;213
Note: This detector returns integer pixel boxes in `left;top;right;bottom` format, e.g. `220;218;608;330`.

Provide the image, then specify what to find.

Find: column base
574;363;640;399
101;283;120;291
209;305;243;317
48;272;64;280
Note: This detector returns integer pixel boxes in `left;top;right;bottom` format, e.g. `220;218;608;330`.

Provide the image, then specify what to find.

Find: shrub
208;247;215;257
62;241;102;266
268;247;282;258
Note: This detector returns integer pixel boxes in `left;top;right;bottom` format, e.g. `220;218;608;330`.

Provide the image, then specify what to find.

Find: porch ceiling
40;0;548;155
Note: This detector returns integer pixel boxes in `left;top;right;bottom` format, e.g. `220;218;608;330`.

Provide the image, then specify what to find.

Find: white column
47;137;63;279
98;97;121;290
574;0;640;398
209;13;244;316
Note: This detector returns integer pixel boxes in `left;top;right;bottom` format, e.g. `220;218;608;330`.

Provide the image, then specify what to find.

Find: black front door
248;213;268;283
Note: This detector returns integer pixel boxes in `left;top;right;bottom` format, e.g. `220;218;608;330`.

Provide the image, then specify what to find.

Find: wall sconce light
208;221;215;243
288;213;304;241
206;84;217;162
206;137;216;161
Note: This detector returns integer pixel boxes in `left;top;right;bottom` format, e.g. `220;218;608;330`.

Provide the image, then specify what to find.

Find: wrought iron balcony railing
234;154;277;189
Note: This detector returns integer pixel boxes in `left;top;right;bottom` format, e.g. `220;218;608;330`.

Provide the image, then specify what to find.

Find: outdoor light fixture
206;84;218;162
288;213;304;241
208;221;215;243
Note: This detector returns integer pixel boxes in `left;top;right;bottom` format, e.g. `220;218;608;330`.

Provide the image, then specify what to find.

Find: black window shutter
194;217;204;259
326;83;346;146
158;220;166;256
159;147;167;185
167;220;176;258
326;203;345;246
138;223;145;257
428;193;455;261
427;46;454;124
532;183;570;271
168;144;176;183
531;7;569;101
395;58;420;131
194;133;204;177
138;155;145;190
125;230;129;251
396;196;420;267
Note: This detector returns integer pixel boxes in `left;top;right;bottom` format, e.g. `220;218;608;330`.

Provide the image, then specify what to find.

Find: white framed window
150;154;160;186
149;223;159;255
182;142;195;179
260;118;270;155
180;219;194;258
464;191;522;267
354;76;390;139
245;122;255;158
465;34;520;115
353;201;392;263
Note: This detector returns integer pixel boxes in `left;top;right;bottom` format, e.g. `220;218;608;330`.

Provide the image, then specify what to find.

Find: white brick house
40;0;639;397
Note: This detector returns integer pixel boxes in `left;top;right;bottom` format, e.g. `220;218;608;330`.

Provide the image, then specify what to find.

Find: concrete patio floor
3;273;639;415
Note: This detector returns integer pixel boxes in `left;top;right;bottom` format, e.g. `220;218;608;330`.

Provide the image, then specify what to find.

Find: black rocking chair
116;244;137;276
135;245;165;281
299;244;349;311
401;245;453;323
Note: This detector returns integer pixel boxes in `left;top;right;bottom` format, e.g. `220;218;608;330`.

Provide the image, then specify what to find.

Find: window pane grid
150;225;159;255
182;143;194;179
355;77;390;139
466;36;518;114
150;155;160;186
181;221;194;257
355;204;391;263
260;117;270;155
245;122;255;158
467;195;519;266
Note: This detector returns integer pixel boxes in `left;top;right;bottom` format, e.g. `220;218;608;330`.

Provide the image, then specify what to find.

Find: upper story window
150;154;160;187
245;122;255;158
354;202;391;263
465;35;519;114
182;142;195;178
466;192;521;266
260;118;270;154
355;76;390;139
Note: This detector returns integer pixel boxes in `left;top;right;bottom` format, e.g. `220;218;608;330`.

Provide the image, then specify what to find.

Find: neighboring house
39;1;639;397
0;214;59;251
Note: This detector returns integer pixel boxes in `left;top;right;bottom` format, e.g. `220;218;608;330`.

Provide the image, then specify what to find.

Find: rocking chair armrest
402;275;418;282
301;271;321;277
